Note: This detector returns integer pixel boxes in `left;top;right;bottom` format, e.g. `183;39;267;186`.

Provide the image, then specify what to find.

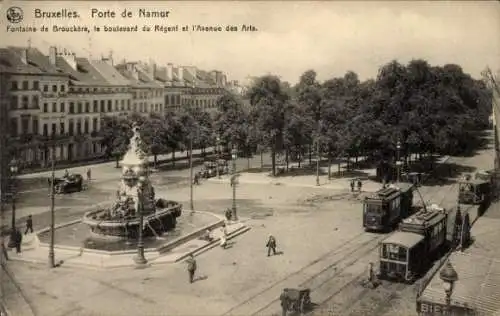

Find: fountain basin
82;199;182;239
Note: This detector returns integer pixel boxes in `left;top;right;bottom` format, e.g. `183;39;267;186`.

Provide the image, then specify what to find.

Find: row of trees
100;59;492;175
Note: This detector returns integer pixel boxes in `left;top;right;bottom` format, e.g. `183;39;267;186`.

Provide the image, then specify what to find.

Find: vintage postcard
0;1;499;315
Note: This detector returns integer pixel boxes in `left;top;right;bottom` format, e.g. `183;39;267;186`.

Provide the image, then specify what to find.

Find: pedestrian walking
225;208;232;221
280;289;289;316
186;254;197;283
220;225;228;249
25;214;33;235
193;172;200;185
357;179;363;192
350;179;355;192
64;169;69;178
1;238;9;262
266;235;277;257
13;228;22;254
87;168;92;181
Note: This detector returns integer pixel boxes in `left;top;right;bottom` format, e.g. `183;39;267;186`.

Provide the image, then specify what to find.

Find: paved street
1;132;495;316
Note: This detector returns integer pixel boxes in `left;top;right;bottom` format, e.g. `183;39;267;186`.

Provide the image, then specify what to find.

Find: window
42;124;48;136
107;100;112;112
52;102;57;112
52;85;57;92
60;102;65;113
92;118;98;132
32;96;39;108
127;102;130;111
22;81;29;90
77;120;82;134
115;100;119;111
364;203;382;214
10;95;18;109
68;120;74;136
10;118;18;136
11;81;18;90
33;81;39;90
100;100;105;112
176;95;180;105
77;102;82;113
93;100;98;112
60;85;65;92
21;96;29;109
51;123;57;136
43;85;48;92
32;119;38;134
60;122;65;134
21;118;29;135
43;103;48;112
69;102;75;113
84;120;89;133
121;100;125;110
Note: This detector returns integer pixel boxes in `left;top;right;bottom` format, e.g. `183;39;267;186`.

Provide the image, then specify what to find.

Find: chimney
215;71;222;86
63;51;77;70
20;48;27;64
151;63;157;79
209;71;217;83
49;46;57;65
221;73;227;86
177;66;184;82
166;63;173;80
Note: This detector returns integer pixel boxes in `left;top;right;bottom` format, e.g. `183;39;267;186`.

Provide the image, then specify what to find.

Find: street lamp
439;260;458;309
134;175;148;266
396;140;402;183
231;148;238;221
216;135;221;179
7;158;18;248
48;147;56;268
189;134;194;212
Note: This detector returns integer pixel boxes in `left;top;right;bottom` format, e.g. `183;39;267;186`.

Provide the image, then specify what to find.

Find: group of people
350;178;363;192
1;214;34;262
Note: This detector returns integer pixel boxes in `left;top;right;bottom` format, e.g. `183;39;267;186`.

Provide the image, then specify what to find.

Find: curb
174;224;252;263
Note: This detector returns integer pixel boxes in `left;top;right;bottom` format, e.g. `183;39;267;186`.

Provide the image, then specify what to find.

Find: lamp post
231;148;238;221
439;260;458;310
7;158;18;248
396;140;401;183
134;175;148;266
316;138;320;186
48;148;56;268
216;135;221;179
189;134;194;211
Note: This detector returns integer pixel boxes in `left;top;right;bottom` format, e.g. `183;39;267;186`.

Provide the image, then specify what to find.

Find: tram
378;204;448;282
363;183;414;232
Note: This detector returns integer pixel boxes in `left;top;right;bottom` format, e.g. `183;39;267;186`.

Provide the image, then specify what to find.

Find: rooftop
419;251;500;315
56;56;109;85
0;48;46;74
90;60;130;86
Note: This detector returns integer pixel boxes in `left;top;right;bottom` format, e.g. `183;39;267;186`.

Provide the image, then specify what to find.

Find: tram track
221;231;382;316
223;154;477;316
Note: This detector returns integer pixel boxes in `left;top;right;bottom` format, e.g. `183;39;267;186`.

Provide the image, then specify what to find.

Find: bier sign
417;301;475;315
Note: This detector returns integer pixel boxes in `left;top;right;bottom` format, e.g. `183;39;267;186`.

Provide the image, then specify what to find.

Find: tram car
49;174;84;194
458;172;491;205
378;204;448;282
363;183;414;232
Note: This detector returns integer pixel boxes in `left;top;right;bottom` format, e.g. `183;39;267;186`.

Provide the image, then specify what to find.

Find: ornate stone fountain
82;125;182;239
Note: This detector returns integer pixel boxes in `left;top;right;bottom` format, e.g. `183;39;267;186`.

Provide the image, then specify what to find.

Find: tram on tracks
362;183;414;232
378;204;448;282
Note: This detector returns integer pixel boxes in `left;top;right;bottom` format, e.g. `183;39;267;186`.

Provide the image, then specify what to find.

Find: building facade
1;44;232;170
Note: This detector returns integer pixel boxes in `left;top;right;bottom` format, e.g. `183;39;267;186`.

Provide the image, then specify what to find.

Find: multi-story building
1;44;233;170
0;68;11;199
115;62;163;115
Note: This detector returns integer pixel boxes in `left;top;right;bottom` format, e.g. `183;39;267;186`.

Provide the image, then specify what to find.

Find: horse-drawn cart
280;287;311;314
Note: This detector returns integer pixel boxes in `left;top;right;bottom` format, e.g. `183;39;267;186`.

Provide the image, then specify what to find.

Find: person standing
25;214;33;235
87;168;92;181
350;179;355;192
1;237;9;262
357;179;363;192
186;254;197;283
14;228;22;254
279;289;289;316
64;169;69;178
220;225;228;249
266;235;277;257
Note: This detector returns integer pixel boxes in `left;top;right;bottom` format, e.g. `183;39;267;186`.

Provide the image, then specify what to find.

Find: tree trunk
309;144;312;165
154;154;157;168
260;149;263;170
338;161;341;177
298;154;301;168
115;156;119;168
328;155;332;180
271;150;276;176
355;155;358;164
172;151;175;166
286;150;289;172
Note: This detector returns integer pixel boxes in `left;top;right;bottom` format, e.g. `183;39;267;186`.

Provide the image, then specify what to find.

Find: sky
1;1;499;84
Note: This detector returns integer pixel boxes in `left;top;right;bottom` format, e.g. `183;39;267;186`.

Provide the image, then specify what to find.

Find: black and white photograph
1;1;500;315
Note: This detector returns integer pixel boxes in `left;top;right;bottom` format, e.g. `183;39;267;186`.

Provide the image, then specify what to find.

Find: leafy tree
247;75;289;176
